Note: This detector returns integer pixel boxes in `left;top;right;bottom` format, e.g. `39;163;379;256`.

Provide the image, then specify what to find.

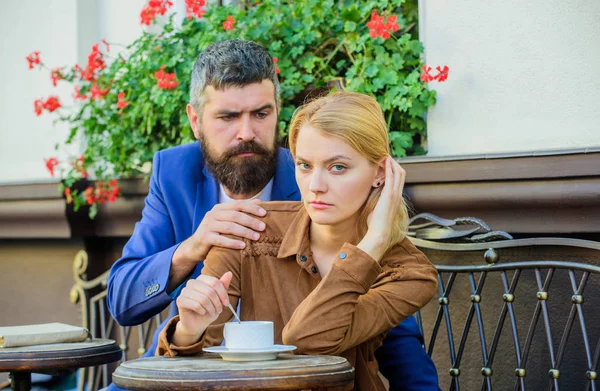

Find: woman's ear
373;157;387;188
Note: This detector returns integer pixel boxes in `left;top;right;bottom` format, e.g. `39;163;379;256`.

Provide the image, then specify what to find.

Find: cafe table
0;338;122;391
113;353;355;390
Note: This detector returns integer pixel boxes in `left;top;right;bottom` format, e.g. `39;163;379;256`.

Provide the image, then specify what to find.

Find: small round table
0;339;122;391
113;353;354;390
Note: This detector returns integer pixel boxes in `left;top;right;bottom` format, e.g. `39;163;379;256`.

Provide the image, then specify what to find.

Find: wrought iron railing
409;213;600;391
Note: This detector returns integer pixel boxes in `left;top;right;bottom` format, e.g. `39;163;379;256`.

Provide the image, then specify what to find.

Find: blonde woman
157;92;438;390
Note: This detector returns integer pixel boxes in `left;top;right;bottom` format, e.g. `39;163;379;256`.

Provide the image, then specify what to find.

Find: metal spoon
227;303;242;324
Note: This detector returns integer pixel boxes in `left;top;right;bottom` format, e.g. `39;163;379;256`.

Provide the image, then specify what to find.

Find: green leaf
344;21;357;32
389;131;413;157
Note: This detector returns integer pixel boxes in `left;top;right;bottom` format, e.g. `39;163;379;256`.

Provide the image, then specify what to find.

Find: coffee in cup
223;321;274;350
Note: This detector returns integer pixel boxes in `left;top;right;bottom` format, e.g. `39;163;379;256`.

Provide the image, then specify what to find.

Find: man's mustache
223;142;270;159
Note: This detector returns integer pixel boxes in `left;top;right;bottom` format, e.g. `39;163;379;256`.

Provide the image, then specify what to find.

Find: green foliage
60;0;434;183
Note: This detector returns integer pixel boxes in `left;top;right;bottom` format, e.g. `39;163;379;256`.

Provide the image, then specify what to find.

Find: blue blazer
107;142;439;390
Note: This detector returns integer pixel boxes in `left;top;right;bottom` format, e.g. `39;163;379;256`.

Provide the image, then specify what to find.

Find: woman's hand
358;156;406;261
173;272;233;346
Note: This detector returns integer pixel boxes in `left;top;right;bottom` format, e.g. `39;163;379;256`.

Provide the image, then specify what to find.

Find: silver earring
376;181;381;187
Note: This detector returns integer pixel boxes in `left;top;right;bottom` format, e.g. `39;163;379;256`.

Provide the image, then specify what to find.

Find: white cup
223;321;274;350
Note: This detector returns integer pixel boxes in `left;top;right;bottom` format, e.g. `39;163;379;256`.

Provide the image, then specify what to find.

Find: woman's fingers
181;274;232;316
391;158;405;201
177;295;208;316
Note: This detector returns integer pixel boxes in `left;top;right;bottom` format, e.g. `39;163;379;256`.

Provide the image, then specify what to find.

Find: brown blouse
157;201;438;390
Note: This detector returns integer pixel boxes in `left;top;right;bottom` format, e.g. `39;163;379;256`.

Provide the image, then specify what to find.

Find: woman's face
294;124;378;226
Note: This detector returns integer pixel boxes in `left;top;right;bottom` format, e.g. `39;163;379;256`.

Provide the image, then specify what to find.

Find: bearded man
107;39;440;391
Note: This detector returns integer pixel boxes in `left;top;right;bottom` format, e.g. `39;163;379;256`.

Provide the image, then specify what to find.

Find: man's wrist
173;239;203;268
168;240;201;293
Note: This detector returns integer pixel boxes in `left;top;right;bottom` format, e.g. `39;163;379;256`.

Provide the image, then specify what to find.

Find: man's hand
358;156;406;261
173;272;233;346
169;200;266;291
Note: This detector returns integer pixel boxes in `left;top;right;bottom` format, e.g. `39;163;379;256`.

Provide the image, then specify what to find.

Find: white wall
0;0;145;184
419;0;600;156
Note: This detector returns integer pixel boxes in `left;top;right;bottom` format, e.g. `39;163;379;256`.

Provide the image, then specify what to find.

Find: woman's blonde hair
288;92;409;251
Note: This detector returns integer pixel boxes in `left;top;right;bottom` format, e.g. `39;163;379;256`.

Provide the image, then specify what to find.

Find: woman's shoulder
257;201;303;213
252;201;304;241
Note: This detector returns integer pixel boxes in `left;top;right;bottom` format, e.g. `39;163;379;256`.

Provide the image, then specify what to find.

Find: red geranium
185;0;206;20
34;99;44;116
154;65;178;89
140;0;173;25
366;10;400;39
73;155;88;178
90;83;109;100
64;187;73;204
117;91;129;109
44;157;59;176
73;86;88;101
435;65;450;82
50;68;62;87
42;96;61;112
223;15;236;31
26;51;41;69
420;65;435;83
420;65;450;83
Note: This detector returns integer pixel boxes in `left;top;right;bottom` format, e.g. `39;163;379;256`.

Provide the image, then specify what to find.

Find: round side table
0;339;122;391
113;353;354;390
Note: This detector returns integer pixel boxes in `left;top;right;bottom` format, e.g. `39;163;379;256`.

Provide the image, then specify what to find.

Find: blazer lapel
271;148;300;201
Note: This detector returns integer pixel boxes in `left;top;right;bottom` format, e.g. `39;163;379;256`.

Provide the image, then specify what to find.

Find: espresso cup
223;321;274;350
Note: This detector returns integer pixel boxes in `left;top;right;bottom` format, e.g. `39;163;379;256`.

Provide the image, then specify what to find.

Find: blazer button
339;252;347;259
311;266;318;273
299;255;307;262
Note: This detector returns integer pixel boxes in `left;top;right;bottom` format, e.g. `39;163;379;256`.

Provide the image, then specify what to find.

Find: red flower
90;83;109;100
42;96;61;112
108;185;120;202
140;5;155;25
140;0;173;25
79;43;106;82
108;179;118;187
101;39;110;52
73;86;88;101
34;99;44;116
117;91;128;109
44;157;59;176
384;15;400;33
74;155;88;178
83;186;95;205
223;15;236;31
154;65;179;89
273;57;280;75
420;65;435;83
50;68;62;87
64;187;73;204
185;0;206;20
366;10;399;39
26;51;41;69
435;65;449;82
80;67;95;82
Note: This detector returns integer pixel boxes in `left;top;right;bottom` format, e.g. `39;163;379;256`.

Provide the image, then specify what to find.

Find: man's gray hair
190;40;280;116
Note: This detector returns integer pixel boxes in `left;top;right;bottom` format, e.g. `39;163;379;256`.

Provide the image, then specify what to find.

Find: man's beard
201;135;278;196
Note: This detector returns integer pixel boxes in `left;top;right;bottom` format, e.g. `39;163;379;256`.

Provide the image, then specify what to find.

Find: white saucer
202;345;297;361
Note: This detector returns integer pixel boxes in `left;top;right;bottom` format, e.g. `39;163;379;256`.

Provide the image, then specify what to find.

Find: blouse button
339;252;347;259
311;266;318;273
299;255;307;262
